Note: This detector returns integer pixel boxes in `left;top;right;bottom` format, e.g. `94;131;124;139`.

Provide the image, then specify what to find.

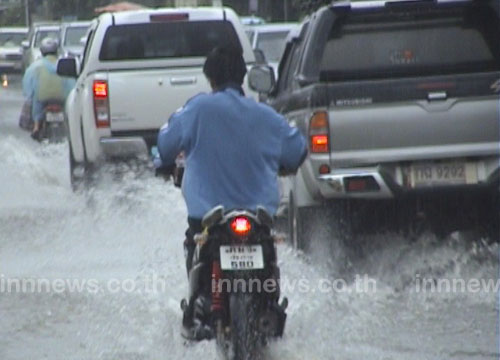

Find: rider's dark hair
203;46;247;87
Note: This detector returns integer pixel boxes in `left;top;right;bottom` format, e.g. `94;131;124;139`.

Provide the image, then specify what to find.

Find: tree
292;0;331;16
47;0;110;20
0;5;26;26
46;0;167;21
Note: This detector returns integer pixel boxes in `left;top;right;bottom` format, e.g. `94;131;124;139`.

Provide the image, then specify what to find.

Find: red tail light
230;216;252;236
311;135;328;152
45;104;62;112
309;111;330;153
93;80;110;128
319;164;331;175
93;81;107;97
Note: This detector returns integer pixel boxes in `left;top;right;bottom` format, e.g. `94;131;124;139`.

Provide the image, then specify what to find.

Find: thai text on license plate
220;245;264;270
410;162;476;187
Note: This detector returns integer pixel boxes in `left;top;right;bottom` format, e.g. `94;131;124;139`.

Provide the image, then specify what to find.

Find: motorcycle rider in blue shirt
157;46;307;335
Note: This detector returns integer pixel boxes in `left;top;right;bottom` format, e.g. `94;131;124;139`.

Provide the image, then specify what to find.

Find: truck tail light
93;80;110;128
309;111;330;153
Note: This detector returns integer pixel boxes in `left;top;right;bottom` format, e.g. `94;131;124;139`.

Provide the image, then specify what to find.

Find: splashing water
0;86;497;359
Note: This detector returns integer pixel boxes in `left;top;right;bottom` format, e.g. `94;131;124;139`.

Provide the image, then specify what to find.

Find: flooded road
0;77;498;359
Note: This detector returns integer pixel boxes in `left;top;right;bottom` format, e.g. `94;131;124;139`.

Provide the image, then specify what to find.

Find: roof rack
330;0;472;11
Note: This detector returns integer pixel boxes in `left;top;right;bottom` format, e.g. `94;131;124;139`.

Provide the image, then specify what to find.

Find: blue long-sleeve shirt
157;87;307;219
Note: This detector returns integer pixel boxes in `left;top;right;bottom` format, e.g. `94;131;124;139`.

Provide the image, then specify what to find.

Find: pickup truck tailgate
108;68;210;131
326;74;500;166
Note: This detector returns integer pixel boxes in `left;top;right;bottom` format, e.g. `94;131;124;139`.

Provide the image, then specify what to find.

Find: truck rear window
99;20;241;61
320;3;500;81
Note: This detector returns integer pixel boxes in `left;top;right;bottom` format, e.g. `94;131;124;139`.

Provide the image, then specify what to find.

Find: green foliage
48;0;109;21
292;0;331;15
47;0;170;21
0;5;26;26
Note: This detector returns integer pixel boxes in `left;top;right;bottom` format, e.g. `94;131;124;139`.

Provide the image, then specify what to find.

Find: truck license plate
46;112;64;123
220;245;264;271
410;162;475;187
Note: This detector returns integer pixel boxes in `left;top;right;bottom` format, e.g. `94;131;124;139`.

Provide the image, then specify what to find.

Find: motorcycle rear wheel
216;292;263;360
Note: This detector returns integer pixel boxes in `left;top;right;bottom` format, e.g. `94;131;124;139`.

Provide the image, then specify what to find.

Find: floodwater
0;77;498;359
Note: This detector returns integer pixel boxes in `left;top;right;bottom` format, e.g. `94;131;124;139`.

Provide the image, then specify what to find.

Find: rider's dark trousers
184;217;203;276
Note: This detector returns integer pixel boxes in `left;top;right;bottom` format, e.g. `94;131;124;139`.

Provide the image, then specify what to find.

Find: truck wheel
288;193;313;251
69;143;89;191
289;196;357;256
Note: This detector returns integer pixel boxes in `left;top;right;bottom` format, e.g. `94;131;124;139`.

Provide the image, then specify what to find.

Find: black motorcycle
182;205;287;360
34;101;66;142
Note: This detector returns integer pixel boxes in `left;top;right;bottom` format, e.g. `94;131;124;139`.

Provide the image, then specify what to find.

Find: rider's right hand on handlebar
278;166;297;176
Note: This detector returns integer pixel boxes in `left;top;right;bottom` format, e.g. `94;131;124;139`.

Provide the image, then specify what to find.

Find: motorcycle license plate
220;245;264;271
46;112;64;123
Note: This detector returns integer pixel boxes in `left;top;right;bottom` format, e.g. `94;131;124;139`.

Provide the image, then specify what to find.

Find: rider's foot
30;129;41;142
181;322;214;341
181;298;214;341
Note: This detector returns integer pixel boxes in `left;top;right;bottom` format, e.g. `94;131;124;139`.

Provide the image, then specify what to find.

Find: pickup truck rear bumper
100;137;149;159
318;168;393;198
318;158;499;199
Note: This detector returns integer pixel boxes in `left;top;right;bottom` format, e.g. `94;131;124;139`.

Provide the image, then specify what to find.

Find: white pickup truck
57;7;256;186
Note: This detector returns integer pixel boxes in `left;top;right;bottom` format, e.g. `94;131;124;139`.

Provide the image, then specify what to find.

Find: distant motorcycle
36;101;66;142
182;206;287;360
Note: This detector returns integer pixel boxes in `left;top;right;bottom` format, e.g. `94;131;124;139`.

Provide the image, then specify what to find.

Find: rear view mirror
57;57;78;78
248;65;275;94
253;49;266;64
21;40;29;49
79;36;87;46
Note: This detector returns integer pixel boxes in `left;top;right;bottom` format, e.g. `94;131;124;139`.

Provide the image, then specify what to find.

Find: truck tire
288;192;316;251
69;143;89;191
288;195;359;258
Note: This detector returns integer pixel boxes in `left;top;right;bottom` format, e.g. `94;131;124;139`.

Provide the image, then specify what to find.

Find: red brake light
230;216;252;236
150;13;189;22
319;164;331;175
93;80;110;128
311;135;328;153
93;81;108;98
309;111;330;153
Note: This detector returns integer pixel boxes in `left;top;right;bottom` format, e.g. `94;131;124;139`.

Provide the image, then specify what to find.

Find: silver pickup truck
251;0;500;249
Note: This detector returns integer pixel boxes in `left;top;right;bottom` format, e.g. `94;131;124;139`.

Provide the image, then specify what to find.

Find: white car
245;23;298;78
59;21;91;58
57;7;257;186
21;23;60;71
0;27;28;72
240;15;266;26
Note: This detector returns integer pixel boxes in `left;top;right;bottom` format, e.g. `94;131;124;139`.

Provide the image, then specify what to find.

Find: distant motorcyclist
157;45;307;335
22;37;74;141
